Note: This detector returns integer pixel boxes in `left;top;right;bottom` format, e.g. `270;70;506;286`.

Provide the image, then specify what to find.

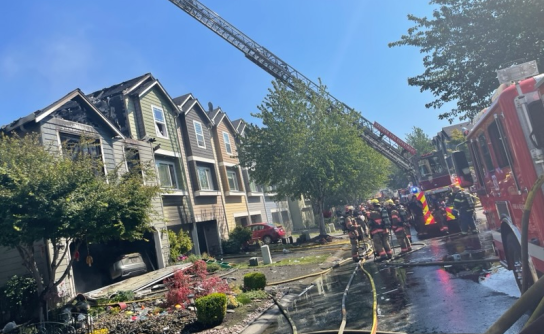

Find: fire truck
403;149;473;237
465;62;544;289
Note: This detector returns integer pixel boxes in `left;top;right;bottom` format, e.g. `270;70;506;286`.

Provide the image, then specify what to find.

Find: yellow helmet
385;199;395;206
371;199;380;205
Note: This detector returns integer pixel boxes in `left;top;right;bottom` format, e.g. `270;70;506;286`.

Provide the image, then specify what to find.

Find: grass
234;254;329;269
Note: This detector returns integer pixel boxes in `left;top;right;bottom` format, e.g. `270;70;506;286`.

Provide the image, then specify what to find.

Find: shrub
187;260;208;279
195;293;227;327
2;275;39;322
221;239;241;254
235;293;251;305
235;290;268;305
168;229;194;263
206;262;221;273
164;270;192;307
243;272;266;291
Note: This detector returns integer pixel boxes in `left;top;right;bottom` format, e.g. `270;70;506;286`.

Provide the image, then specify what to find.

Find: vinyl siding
0;247;30;285
40;117;117;172
183;110;214;160
213;121;238;165
125;97;139;139
139;88;179;152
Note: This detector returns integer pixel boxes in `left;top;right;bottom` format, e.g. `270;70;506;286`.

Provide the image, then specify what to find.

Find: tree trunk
317;198;327;236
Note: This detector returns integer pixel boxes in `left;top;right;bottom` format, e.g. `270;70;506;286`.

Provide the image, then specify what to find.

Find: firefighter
386;200;412;253
452;185;478;235
345;216;360;262
367;199;392;261
396;199;413;243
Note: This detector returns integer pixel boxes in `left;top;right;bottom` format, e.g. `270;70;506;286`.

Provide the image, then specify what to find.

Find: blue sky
0;0;455;141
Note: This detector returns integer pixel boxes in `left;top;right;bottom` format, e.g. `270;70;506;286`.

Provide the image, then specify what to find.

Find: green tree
238;80;389;235
389;0;544;121
388;127;434;189
0;134;161;319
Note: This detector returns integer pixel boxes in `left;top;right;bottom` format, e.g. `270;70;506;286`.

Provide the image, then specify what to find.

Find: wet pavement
261;211;528;334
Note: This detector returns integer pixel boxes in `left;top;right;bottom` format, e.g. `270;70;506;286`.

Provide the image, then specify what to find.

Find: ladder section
167;0;415;175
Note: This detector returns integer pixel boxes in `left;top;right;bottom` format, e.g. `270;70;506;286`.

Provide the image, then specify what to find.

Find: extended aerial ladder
167;0;417;177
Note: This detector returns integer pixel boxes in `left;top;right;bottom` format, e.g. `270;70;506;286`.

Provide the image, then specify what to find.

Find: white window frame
156;160;179;189
193;120;206;148
223;131;233;155
227;170;239;191
152;105;169;138
197;166;213;190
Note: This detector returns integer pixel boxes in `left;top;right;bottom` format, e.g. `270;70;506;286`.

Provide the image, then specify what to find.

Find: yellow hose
359;259;378;334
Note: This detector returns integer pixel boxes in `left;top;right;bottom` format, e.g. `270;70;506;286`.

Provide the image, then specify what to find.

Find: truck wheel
506;233;532;291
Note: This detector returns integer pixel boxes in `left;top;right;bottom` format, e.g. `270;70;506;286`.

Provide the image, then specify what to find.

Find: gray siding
182;108;215;161
162;195;191;226
0;243;48;287
40;117;117;173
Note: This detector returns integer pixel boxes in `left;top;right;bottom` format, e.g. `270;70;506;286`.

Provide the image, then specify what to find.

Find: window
156;161;178;189
227;170;239;191
478;134;494;172
223;132;233;154
249;180;262;193
125;147;142;177
152;106;168;138
59;133;104;175
197;166;212;190
193;121;206;148
487;121;509;168
470;141;485;186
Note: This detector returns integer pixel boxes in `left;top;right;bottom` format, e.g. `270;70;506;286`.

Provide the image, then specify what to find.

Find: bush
187;260;208;279
195;293;227;327
243;272;266;291
168;229;193;263
206;262;221;273
221;239;241;254
2;275;38;322
235;290;268;305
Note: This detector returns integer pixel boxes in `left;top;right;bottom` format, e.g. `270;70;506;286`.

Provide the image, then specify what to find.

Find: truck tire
506;233;533;291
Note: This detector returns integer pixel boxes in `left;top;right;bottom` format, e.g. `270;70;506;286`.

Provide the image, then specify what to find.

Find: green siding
125;97;139;139
139;88;178;152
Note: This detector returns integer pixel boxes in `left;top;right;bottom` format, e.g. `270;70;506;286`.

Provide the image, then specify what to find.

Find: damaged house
88;74;224;257
0;89;167;295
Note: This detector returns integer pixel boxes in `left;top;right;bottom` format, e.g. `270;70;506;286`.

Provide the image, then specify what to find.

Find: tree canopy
238;80;389;235
0;134;160;313
390;0;544;121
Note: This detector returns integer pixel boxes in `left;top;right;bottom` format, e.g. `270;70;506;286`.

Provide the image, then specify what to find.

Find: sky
0;0;457;141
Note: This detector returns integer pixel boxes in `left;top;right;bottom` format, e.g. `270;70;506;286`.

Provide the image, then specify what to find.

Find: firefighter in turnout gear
367;199;392;261
345;216;361;262
452;185;478;235
396;199;413;243
387;201;412;253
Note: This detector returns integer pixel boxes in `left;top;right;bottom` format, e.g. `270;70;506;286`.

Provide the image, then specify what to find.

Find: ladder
167;0;416;176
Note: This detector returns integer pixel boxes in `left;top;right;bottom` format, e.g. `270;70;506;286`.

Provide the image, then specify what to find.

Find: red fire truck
466;70;544;289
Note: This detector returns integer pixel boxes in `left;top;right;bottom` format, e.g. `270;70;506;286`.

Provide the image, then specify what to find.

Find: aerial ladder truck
166;0;418;180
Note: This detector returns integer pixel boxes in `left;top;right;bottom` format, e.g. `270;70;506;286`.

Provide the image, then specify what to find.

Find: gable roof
231;119;246;134
209;108;238;135
88;73;180;114
2;89;125;138
173;93;213;125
